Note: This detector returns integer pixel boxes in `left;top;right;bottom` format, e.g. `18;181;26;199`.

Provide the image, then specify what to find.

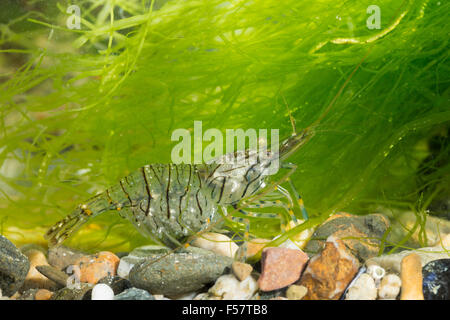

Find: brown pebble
73;251;120;284
238;238;272;259
22;250;57;291
36;265;69;287
299;236;359;300
232;261;253;281
35;289;53;300
400;253;424;300
258;247;309;292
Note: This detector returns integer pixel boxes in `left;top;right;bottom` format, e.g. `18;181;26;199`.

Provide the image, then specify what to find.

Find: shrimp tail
45;194;112;247
44;206;92;247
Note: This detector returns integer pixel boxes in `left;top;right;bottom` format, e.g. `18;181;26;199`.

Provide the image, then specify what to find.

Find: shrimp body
45;134;310;248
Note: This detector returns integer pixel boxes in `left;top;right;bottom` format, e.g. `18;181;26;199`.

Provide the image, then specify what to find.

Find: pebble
366;238;450;273
236;238;271;259
400;253;424;300
117;245;170;279
174;292;199;300
257;288;286;300
299;236;359;300
35;289;54;300
191;232;239;258
283;220;315;249
115;287;155;300
378;274;401;299
304;212;390;262
51;284;93;300
48;246;85;270
0;235;30;296
17;289;39;300
258;247;309;291
422;259;450;300
0;288;9;300
20;244;47;255
194;293;221;300
344;273;377;300
35;265;69;287
208;274;258;300
91;283;114;300
365;264;385;285
22;249;57;291
129;246;233;297
231;261;253;281
73;251;120;284
286;284;308;300
98;275;131;295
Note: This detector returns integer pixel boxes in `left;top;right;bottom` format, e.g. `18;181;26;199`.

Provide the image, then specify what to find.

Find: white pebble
191;232;239;258
366;264;386;285
345;273;377;300
208;274;258;300
117;258;134;279
378;274;401;300
91;283;114;300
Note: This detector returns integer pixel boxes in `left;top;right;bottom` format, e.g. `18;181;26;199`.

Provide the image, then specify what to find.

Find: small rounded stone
344;273;377;300
35;289;53;300
286;285;308;300
91;283;114;300
191;232;239;258
400;253;424;300
378;274;401;299
232;261;253;281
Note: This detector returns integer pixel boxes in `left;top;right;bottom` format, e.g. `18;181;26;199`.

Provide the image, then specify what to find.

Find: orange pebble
74;251;120;284
35;289;53;300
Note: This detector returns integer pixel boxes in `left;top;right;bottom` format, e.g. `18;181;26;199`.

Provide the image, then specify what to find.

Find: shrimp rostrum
45;120;314;250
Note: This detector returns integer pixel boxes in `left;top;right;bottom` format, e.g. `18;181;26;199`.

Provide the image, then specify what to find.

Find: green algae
0;0;448;252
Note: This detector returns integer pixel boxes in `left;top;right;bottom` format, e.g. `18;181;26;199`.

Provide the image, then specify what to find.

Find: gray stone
50;284;92;300
129;246;233;297
117;245;169;278
114;288;155;300
47;245;85;270
304;212;390;262
0;235;30;296
35;265;68;287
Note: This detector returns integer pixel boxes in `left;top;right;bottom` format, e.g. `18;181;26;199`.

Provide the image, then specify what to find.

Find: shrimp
44;125;314;248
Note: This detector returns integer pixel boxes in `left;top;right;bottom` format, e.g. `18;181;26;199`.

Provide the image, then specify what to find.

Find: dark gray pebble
50;284;92;300
0;235;30;296
423;259;450;300
17;289;39;300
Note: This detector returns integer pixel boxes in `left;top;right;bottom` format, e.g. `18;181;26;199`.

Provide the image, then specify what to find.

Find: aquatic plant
0;0;448;252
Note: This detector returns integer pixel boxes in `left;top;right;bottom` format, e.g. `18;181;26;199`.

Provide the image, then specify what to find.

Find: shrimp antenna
279;92;297;136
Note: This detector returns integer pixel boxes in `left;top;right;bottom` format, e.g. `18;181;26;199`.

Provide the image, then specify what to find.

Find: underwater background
0;0;448;252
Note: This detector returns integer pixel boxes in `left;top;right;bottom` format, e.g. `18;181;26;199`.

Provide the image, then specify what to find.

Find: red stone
258;247;309;291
